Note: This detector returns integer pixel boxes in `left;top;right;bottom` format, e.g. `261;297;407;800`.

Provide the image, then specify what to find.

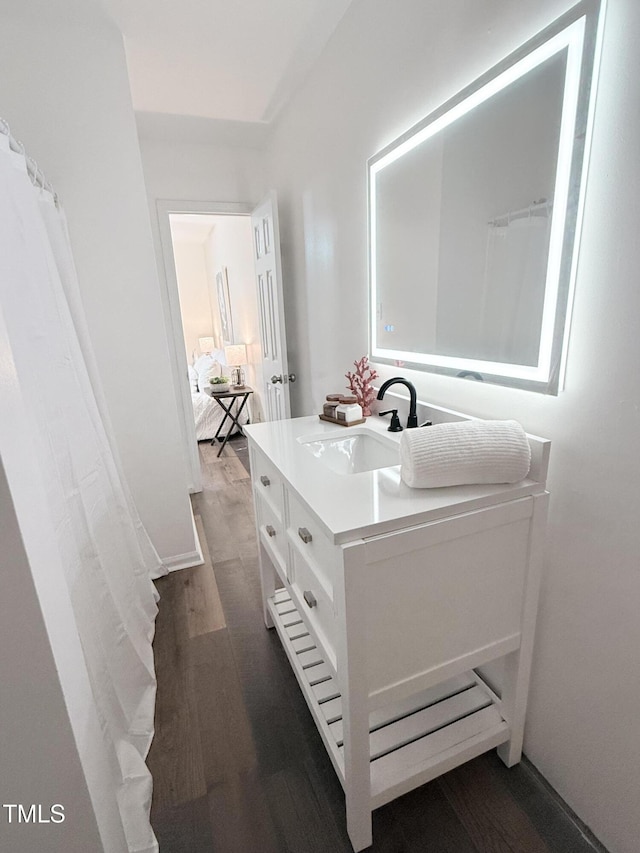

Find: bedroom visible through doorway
168;212;264;466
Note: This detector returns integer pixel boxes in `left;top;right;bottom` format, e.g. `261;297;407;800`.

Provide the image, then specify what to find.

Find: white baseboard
161;506;204;573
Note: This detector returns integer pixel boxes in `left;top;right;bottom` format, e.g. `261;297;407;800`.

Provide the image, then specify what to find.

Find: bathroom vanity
245;406;550;851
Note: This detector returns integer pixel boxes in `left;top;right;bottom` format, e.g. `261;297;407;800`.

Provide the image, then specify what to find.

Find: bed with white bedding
189;352;249;441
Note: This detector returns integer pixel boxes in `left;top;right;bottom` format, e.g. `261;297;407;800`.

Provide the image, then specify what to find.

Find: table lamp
198;336;215;354
224;344;248;388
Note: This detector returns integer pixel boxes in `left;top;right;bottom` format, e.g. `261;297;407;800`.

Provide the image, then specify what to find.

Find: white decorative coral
345;356;379;417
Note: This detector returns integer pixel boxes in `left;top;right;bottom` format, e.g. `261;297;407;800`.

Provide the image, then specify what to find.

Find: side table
210;386;253;457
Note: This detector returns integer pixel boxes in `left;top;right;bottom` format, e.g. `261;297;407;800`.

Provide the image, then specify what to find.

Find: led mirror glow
368;0;604;394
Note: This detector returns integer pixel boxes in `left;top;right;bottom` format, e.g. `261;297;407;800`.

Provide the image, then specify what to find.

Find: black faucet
379;409;403;432
377;377;418;429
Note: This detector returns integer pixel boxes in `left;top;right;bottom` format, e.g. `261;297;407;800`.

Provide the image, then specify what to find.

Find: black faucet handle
379;409;403;432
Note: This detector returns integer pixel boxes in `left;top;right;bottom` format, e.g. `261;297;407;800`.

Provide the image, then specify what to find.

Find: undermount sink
300;429;400;475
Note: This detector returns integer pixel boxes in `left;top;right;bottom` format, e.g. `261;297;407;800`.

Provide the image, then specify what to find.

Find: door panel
252;193;291;421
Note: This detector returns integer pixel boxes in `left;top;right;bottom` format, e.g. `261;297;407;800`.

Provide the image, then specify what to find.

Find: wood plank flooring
148;436;603;853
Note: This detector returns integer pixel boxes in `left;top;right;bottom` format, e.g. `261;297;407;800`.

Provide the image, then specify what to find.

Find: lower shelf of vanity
268;588;510;808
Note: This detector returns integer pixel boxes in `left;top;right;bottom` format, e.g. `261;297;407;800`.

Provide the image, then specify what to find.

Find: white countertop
244;414;545;545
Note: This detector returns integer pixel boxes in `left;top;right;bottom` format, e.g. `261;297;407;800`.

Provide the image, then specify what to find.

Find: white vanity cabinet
245;411;550;852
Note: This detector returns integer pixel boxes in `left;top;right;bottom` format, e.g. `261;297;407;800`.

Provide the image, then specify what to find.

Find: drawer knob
266;525;276;538
298;527;313;544
303;590;317;609
260;475;271;487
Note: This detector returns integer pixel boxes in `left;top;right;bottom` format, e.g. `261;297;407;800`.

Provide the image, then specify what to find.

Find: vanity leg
498;492;548;767
339;545;373;851
497;648;526;766
343;690;372;852
346;797;372;852
257;542;276;629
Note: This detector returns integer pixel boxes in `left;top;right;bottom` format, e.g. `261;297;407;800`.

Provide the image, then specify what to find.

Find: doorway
157;201;263;492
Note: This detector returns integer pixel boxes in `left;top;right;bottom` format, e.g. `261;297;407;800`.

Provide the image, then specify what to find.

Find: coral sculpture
345;356;379;417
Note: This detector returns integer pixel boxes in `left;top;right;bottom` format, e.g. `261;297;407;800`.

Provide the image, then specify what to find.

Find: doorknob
288;373;297;383
271;374;283;384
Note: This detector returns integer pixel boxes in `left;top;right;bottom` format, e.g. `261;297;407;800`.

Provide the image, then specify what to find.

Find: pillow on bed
194;349;226;367
187;364;198;393
193;354;223;391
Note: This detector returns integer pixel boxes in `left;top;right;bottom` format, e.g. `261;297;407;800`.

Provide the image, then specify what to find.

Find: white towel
400;419;531;488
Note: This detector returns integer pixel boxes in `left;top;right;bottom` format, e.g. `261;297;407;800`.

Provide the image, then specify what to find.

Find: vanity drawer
289;545;337;668
251;447;284;520
255;492;288;583
287;491;338;597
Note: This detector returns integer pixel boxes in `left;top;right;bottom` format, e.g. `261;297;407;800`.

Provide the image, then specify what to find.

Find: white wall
171;237;215;360
138;133;267;208
204;217;265;420
266;1;640;851
138;131;267;283
0;9;195;566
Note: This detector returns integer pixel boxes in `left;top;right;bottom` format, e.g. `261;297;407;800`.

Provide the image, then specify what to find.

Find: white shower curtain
0;133;160;851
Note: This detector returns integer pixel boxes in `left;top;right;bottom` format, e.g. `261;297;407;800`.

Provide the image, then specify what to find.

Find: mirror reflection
369;2;601;394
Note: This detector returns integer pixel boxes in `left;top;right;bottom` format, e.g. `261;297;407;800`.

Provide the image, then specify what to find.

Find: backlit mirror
369;0;603;394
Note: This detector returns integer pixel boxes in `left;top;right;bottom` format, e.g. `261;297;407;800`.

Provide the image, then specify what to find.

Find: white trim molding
161;506;204;573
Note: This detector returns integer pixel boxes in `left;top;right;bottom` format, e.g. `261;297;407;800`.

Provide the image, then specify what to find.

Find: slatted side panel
328;674;479;747
269;592;506;773
274;591;343;701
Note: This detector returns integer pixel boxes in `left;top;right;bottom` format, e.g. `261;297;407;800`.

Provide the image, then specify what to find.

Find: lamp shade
224;344;247;365
198;336;215;354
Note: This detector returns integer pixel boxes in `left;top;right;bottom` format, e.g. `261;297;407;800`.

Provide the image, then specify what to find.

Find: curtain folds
0;133;160;852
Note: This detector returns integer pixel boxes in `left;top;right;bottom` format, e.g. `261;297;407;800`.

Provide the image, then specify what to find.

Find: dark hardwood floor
148;436;602;853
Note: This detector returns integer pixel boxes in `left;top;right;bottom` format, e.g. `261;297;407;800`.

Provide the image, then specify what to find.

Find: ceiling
169;213;223;244
100;0;353;125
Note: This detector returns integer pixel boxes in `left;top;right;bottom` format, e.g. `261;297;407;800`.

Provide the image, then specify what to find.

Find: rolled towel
400;419;531;489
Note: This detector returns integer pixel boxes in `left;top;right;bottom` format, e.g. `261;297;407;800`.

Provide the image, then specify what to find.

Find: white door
252;192;292;421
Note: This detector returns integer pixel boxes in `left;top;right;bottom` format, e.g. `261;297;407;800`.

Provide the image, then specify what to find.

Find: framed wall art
215;267;233;346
